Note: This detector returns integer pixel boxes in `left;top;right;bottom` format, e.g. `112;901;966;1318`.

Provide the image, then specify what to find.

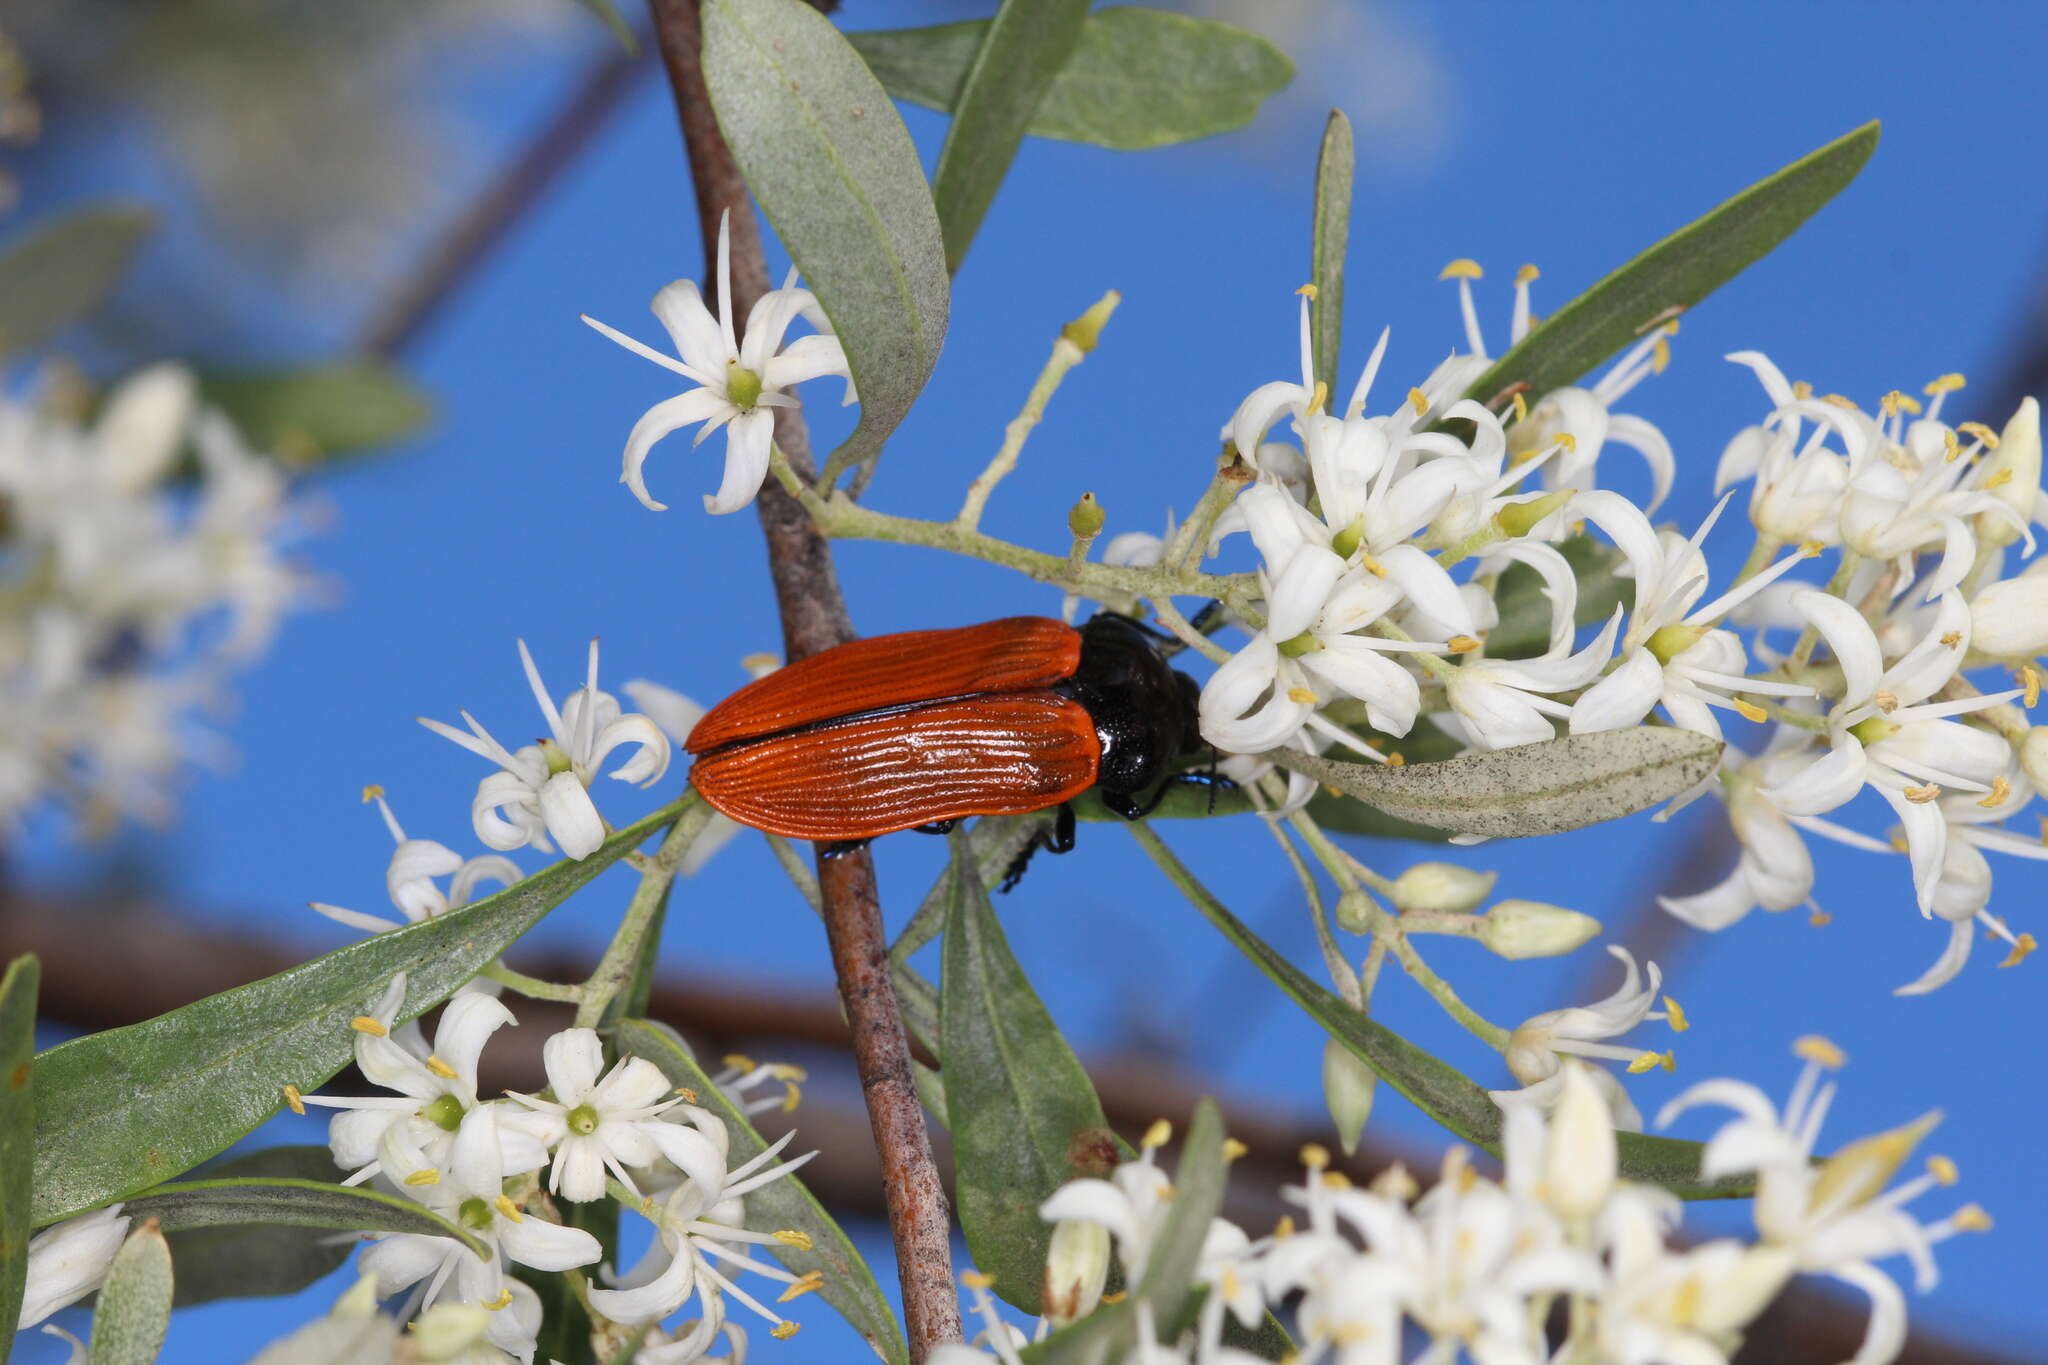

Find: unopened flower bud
1969;562;2048;657
1060;290;1121;354
1068;492;1105;539
1322;1037;1378;1156
1334;888;1377;934
1977;397;2041;548
2021;728;2048;794
1390;862;1496;914
1479;899;1600;959
1040;1218;1109;1326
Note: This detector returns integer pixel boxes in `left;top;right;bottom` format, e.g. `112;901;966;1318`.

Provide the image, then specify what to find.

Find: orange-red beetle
686;614;1224;874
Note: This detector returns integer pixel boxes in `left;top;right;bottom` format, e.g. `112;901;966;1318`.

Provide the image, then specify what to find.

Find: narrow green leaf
1129;823;1747;1198
703;0;950;476
87;1220;173;1365
930;0;1089;273
159;1148;357;1308
124;1175;486;1259
31;797;688;1224
196;363;432;468
1486;533;1634;661
0;955;39;1356
1268;729;1723;840
1457;122;1879;409
0;206;153;359
1309;110;1353;402
942;840;1117;1314
615;1019;909;1365
575;0;638;53
850;9;1294;152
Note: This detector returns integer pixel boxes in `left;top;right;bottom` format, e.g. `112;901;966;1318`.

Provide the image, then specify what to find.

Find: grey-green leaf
703;0;949;477
159;1148;363;1307
942;841;1116;1314
1305;716;1462;842
197;363;432;468
930;0;1089;273
31;797;688;1225
0;206;153;359
615;1019;908;1365
1129;823;1747;1198
1457;122;1879;409
88;1220;173;1365
1267;729;1723;840
851;9;1294;152
0;955;38;1356
124;1175;485;1259
1309;110;1353;402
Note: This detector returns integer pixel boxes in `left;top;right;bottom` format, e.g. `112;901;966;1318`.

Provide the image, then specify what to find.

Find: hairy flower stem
646;2;962;1353
575;797;712;1028
1252;777;1360;1005
956;296;1113;532
480;962;585;1003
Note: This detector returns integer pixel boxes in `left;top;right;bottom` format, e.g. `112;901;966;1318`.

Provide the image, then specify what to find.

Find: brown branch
641;1;959;1355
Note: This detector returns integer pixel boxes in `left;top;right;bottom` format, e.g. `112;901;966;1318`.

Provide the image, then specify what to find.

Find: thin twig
642;1;960;1354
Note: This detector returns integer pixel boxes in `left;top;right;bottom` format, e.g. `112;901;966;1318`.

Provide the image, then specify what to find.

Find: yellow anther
723;1053;758;1074
1822;393;1858;410
1510;391;1530;423
1732;698;1768;724
1439;258;1484;280
1308;380;1329;415
1142;1119;1172;1150
1100;1291;1129;1305
1794;1035;1847;1068
1296;282;1319;300
1894;392;1923;415
673;1086;700;1103
767;1063;809;1082
1890;833;1911;853
2020;663;2041;708
281;1084;306;1115
1799;540;1826;558
778;1272;826;1303
1943;429;1962;461
1792;380;1814;401
1651;336;1672;374
1319;1171;1353;1190
1387;752;1406;767
1999;933;2037;968
781;1082;803;1112
1952;1203;1993;1233
1515;263;1541;285
1958;421;1999;448
483;1288;514;1311
493;1195;523;1224
1660;1051;1677;1072
1221;1138;1249;1162
1299;1142;1331;1170
1221;1267;1244;1302
771;1321;800;1340
1872;690;1901;713
774;1229;814;1250
1663;996;1690;1033
1157;1183;1176;1200
425;1055;457;1079
1446;635;1482;654
1903;783;1942;804
1408;387;1430;417
1924;372;1967;396
1984;466;2015;490
1358;552;1388;578
1979;777;2013;809
404;1169;440;1187
1880;390;1906;416
1287;686;1318;704
1273;1214;1296;1240
361;784;385;802
960;1270;994;1290
350;1016;388;1038
1810;909;1833;927
1927;1155;1959;1186
1625;1052;1661;1075
1553;431;1578;453
1939;630;1963;648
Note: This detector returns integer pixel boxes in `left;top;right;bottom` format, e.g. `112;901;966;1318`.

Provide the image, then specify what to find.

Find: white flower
363;1107;599;1360
621;679;747;875
503;1027;721;1203
1492;946;1677;1130
421;639;670;861
1762;591;2018;910
1891;775;2047;995
1567;491;1818;739
587;1110;817;1330
310;787;523;934
1441;606;1621;751
583;210;852;514
1658;1038;1990;1365
1035;1124;1181;1283
16;1204;130;1329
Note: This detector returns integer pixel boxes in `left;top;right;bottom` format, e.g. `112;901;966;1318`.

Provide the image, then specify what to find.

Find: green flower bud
1067;492;1105;539
1060;290;1121;354
1041;1218;1109;1326
1334;888;1377;935
1390;862;1496;914
1322;1036;1377;1156
1479;899;1600;959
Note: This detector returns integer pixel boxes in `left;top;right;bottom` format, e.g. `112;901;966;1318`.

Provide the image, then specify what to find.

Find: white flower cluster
1191;267;2048;992
0;365;310;831
939;1044;1984;1365
261;973;819;1364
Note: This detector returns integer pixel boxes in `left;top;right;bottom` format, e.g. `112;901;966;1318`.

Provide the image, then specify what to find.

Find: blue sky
14;1;2048;1360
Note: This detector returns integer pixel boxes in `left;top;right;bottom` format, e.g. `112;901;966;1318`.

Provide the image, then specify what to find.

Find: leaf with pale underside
0;206;152;359
1309;110;1353;402
87;1220;173;1365
1267;728;1722;840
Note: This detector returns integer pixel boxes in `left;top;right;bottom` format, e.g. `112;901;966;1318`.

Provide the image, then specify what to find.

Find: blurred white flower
309;787;522;934
16;1204;130;1329
1493;946;1678;1130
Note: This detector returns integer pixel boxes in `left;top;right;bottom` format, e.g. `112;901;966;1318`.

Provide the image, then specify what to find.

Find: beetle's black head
1056;613;1205;799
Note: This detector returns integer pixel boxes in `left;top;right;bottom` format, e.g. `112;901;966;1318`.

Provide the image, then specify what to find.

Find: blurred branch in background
0;888;2025;1365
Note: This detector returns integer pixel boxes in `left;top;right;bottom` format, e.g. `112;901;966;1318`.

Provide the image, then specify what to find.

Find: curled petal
622;390;734;513
498;1211;603;1273
1791;590;1882;709
1198;637;1311;754
760;333;852;402
1228;381;1309;469
538;771;606;861
1569;648;1664;734
1762;740;1867;817
472;770;545;853
706;408;775;515
1893;919;1974;997
1605;413;1677;513
589;1244;696;1325
590;713;672;786
1266;545;1345;641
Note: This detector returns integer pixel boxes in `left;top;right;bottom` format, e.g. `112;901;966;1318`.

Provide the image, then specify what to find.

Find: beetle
685;613;1229;885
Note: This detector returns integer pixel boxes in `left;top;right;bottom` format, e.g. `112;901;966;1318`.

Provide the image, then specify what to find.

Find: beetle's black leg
912;820;957;836
999;804;1077;893
818;838;872;861
1099;789;1145;820
1048;802;1076;854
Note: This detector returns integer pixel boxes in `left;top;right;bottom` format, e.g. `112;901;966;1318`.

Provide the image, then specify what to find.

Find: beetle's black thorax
1054;614;1201;797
